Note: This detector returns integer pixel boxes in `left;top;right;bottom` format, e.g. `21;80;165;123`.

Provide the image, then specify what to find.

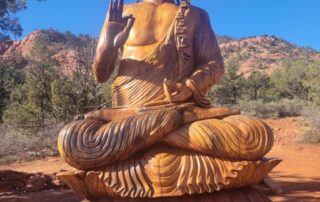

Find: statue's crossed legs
58;105;279;198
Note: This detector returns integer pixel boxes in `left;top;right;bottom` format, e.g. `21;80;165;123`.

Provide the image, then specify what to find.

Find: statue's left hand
142;80;193;107
164;79;193;103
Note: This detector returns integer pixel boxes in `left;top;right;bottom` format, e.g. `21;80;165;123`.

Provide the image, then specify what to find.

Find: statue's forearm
186;60;224;108
93;16;125;83
92;45;118;83
192;60;224;88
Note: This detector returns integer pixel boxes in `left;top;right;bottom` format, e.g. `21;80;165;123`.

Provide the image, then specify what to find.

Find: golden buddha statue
58;0;280;201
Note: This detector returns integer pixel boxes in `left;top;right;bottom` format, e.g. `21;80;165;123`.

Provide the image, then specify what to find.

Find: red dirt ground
0;117;319;202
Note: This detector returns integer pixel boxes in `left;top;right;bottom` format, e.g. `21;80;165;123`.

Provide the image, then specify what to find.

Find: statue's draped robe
58;2;277;199
112;4;223;108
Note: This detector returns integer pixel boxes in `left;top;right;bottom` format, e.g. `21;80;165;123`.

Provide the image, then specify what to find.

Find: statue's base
86;187;270;202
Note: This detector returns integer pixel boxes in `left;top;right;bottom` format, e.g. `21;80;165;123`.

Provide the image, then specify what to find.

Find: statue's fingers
121;17;128;25
113;0;118;12
118;0;124;18
164;78;177;89
171;91;179;96
114;17;134;48
164;79;173;102
165;80;185;95
170;93;185;103
113;0;119;20
107;0;114;21
125;15;135;29
174;82;183;89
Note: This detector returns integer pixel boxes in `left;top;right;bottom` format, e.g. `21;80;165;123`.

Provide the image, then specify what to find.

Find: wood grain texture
91;187;271;202
58;106;278;198
58;147;280;199
163;115;274;161
58;108;184;170
57;0;281;200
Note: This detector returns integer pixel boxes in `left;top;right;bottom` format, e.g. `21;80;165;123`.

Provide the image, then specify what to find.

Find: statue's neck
143;0;175;6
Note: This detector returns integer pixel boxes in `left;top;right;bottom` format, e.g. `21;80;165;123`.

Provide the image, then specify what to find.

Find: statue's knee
57;119;107;169
221;115;274;159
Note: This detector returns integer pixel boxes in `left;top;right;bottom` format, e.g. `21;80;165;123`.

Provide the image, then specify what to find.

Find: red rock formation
0;30;318;75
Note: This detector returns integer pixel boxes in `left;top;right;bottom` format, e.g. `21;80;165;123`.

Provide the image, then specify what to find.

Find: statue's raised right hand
103;0;135;49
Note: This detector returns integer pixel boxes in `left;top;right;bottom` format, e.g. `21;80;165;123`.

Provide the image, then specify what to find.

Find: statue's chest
125;6;178;46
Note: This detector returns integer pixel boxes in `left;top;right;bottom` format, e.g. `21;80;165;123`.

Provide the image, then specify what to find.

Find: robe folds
58;1;278;199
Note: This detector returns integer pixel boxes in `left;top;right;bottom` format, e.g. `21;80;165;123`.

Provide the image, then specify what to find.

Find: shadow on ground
0;189;83;202
270;172;320;201
1;173;319;202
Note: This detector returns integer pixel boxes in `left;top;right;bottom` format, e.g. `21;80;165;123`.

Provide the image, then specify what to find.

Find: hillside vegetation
218;35;319;76
0;29;319;164
1;30;319;75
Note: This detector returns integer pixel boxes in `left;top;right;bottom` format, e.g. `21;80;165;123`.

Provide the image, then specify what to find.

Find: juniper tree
210;58;246;104
246;71;270;100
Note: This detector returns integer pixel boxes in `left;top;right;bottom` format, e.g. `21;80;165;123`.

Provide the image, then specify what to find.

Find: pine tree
211;58;246;104
270;60;312;101
25;61;57;127
246;71;270;100
51;77;77;121
0;62;24;122
3;31;58;131
305;59;320;105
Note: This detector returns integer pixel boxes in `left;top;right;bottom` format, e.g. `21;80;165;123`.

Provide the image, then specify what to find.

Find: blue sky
18;0;320;51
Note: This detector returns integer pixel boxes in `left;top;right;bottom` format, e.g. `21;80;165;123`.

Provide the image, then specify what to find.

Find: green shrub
238;98;305;119
298;107;320;144
277;99;305;117
238;100;277;118
2;103;42;134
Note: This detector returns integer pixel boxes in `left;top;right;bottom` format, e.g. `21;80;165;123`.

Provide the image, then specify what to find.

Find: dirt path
1;117;320;201
264;118;320;201
269;144;320;201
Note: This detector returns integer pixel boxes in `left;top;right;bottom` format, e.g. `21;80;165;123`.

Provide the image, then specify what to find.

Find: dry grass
237;99;320;144
0;123;63;164
298;108;320;144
